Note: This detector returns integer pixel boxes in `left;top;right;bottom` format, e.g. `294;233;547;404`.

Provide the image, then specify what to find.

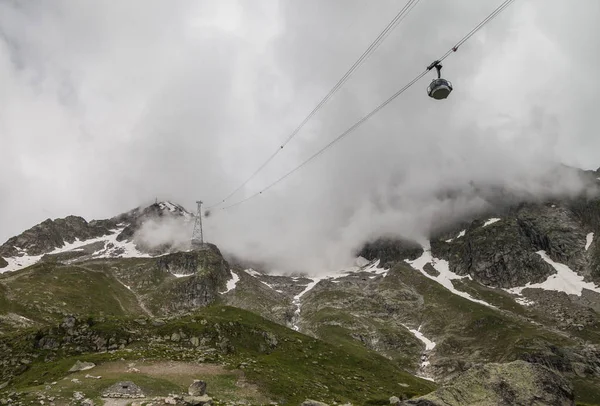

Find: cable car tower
191;200;204;249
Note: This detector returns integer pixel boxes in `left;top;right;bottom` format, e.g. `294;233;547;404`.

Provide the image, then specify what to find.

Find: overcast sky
1;0;599;272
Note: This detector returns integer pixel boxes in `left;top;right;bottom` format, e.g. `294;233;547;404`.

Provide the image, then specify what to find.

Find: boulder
188;380;207;396
68;361;96;373
183;395;212;405
301;400;329;406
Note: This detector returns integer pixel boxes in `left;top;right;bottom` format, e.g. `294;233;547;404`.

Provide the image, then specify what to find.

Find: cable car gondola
426;60;453;100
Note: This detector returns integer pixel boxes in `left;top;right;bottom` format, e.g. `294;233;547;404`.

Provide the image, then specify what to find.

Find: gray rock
188;380;207;396
389;396;400;404
183;395;212;405
0;216;115;257
61;316;77;330
152;319;166;327
358;238;423;267
399;360;574;406
301;400;329;406
68;361;95;373
431;202;598;289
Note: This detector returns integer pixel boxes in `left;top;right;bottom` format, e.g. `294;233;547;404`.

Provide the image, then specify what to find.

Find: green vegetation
4;305;436;405
573;378;600;406
303;305;423;372
0;263;145;323
388;264;574;362
451;279;529;316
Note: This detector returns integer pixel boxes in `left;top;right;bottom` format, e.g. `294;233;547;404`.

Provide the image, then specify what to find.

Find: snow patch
162;202;177;212
171;272;192;278
515;297;534;306
402;324;436;350
360;259;388;277
483;218;501;227
507;250;600;296
0;227;155;274
446;229;467;242
263;258;387;331
221;270;240;294
244;269;262;278
402;323;436;381
291;276;327;331
586;233;594;251
405;242;494;308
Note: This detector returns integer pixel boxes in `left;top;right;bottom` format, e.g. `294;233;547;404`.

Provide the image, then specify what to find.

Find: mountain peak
0;200;195;273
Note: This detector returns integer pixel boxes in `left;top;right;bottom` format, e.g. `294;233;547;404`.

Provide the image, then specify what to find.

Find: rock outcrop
0;216;115;257
188;380;207;396
150;245;232;315
431;201;599;288
357;238;423;268
68;360;95;373
400;360;575;406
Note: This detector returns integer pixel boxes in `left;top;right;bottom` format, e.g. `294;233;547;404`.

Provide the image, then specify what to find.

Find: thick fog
1;0;599;273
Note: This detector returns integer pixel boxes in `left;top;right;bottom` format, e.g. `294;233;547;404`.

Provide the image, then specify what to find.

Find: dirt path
99;360;230;377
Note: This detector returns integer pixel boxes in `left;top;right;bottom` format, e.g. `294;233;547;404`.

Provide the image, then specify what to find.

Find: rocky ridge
0;201;194;272
1;166;600;404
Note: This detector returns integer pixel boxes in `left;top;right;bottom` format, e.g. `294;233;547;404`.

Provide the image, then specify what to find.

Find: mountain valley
1;168;600;405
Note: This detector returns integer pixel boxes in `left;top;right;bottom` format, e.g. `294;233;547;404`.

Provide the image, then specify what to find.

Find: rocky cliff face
149;244;232;315
357;238;423;268
428;198;600;287
0;216;116;258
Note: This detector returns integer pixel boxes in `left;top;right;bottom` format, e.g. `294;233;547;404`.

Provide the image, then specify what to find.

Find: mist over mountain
1;0;599;274
2;2;600;403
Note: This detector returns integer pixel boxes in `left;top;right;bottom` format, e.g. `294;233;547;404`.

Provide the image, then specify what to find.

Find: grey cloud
1;0;598;275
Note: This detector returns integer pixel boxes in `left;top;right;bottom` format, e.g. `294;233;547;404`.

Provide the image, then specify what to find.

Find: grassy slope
7;305;436;405
0;262;146;326
301;284;425;373
388;264;575;361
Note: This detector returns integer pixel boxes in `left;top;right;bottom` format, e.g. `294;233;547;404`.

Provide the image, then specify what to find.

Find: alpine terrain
1;166;600;406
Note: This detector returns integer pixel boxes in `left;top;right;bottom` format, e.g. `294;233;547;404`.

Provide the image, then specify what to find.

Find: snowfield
1;227;154;274
508;250;600;296
405;241;494;308
402;324;436;350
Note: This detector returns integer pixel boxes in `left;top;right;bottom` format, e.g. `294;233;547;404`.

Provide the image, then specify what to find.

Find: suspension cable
205;0;423;210
218;0;518;212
